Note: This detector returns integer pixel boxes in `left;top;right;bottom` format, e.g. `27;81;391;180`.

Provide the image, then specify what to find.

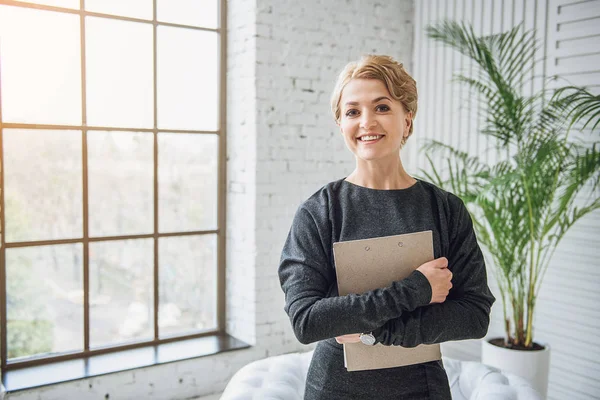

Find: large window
0;0;224;370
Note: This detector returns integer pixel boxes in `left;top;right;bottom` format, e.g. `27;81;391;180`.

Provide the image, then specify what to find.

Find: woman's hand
416;257;453;304
334;258;451;344
335;333;361;344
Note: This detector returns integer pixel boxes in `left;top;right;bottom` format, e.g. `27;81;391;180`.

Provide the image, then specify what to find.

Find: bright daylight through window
0;0;222;370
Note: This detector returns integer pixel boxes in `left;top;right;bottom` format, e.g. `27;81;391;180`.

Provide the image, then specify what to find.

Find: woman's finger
335;334;361;343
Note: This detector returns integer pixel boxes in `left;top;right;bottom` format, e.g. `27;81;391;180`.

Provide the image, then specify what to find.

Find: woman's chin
354;149;397;162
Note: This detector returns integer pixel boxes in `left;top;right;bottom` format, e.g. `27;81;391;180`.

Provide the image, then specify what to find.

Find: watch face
360;333;376;346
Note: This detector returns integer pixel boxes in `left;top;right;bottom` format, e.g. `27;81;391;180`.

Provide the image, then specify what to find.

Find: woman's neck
345;158;416;190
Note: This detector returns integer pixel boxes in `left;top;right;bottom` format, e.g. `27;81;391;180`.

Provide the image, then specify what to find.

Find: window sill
2;334;250;393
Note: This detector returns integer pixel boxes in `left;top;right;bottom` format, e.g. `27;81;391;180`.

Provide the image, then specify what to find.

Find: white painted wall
6;0;416;398
411;1;600;399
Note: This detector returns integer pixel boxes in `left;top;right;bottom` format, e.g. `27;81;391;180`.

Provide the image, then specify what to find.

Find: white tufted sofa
221;350;542;400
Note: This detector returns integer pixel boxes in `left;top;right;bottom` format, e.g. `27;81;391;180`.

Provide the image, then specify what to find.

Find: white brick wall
225;0;258;347
253;0;415;359
6;1;415;398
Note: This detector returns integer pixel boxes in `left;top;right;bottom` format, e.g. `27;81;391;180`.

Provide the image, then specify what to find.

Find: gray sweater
278;178;496;399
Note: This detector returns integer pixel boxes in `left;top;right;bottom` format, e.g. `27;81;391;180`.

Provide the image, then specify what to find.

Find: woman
278;55;496;400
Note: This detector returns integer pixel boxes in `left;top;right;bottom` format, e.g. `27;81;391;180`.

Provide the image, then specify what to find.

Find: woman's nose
360;111;377;129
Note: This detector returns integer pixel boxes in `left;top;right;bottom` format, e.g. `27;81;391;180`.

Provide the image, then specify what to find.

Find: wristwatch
359;332;376;346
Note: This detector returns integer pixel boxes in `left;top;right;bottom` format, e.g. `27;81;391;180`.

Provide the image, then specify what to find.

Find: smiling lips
357;134;384;143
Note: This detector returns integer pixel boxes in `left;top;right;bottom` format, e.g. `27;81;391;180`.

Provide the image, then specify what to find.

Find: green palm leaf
552;86;600;131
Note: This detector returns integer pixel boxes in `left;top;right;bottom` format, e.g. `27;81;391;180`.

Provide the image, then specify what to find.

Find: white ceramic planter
481;338;551;399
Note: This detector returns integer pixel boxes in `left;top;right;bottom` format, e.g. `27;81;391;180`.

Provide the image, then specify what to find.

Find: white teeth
360;135;382;141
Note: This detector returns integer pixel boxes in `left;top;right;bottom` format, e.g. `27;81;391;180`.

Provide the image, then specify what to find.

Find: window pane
90;239;154;348
85;0;153;20
158;133;218;232
86;17;154;129
157;26;218;131
14;0;79;9
157;0;218;29
159;235;217;337
4;129;82;242
6;244;83;360
88;131;154;237
0;5;82;125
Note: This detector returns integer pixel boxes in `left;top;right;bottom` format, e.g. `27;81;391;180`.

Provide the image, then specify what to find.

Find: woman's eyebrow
345;96;392;106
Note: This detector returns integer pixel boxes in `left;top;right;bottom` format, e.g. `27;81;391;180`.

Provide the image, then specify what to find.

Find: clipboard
333;230;442;371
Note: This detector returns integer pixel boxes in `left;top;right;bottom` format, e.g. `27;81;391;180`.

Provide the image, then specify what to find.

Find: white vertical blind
411;1;600;399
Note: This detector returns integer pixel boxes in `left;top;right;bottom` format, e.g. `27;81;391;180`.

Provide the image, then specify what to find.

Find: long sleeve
279;204;432;345
375;195;496;347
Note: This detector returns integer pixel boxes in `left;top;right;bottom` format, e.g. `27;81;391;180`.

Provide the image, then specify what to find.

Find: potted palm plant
419;21;600;398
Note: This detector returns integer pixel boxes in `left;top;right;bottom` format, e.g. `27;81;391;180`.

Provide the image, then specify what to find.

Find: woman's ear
404;112;413;136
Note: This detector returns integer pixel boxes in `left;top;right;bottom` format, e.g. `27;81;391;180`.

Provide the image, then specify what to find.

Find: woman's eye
376;105;390;112
345;109;358;117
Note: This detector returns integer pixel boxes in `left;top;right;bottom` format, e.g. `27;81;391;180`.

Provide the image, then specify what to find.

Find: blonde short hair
330;55;418;145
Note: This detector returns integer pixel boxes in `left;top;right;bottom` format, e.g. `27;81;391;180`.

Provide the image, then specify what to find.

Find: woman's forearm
282;268;431;345
375;291;494;346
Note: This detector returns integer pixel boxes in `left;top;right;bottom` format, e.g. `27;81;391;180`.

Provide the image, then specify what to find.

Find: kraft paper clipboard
333;230;442;372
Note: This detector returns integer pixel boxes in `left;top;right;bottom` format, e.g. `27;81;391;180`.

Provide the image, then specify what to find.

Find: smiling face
337;78;412;163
